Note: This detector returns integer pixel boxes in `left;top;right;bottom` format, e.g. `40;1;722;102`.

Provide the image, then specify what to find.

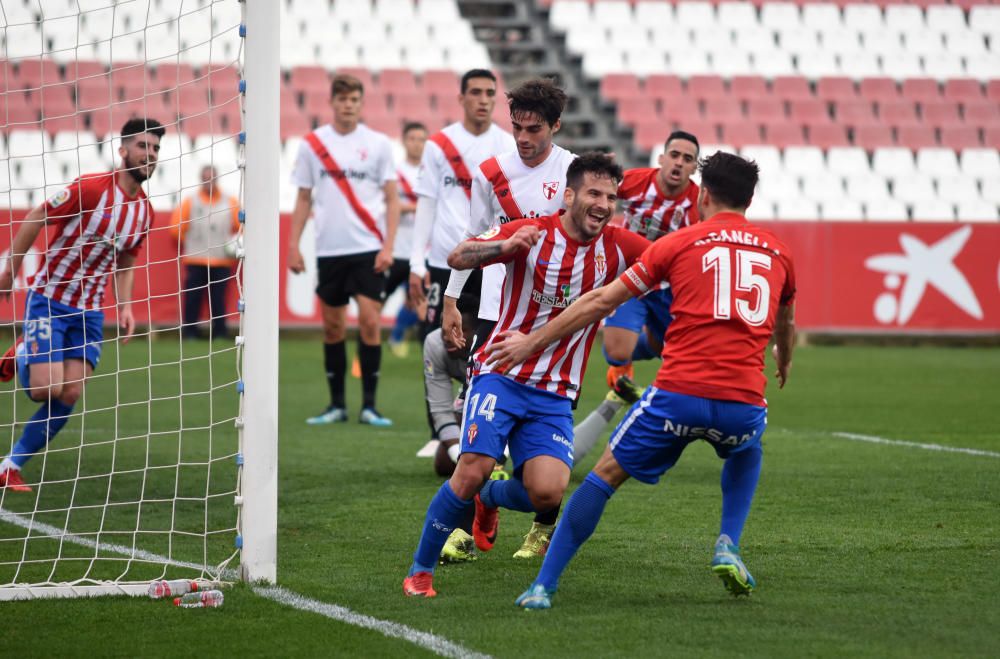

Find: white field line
0;508;491;659
830;432;1000;459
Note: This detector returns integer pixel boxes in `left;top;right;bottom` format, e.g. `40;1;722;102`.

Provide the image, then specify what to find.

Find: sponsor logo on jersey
47;188;71;207
477;226;501;240
467;422;478;445
443;175;473;189
319;168;371;183
531;288;577;309
542;181;559;200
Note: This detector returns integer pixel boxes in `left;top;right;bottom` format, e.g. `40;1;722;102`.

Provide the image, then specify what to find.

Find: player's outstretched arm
286;188;312;274
485;279;634;369
446;224;540;270
0;204;50;300
114;251;138;344
376;180;399;273
407;195;436;305
772;303;795;388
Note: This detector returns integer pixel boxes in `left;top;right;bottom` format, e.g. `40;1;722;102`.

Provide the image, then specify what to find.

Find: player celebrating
402;153;650;598
288;74;400;427
386;121;428;357
485;152;796;608
407;69;514;335
0;118;165;491
572;131;701;464
440;77;577;559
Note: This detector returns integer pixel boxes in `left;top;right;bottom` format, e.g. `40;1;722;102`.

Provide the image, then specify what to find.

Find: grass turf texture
1;337;997;658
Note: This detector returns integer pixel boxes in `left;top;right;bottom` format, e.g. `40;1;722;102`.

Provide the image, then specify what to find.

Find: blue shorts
459;373;575;474
609;387;767;485
21;292;104;371
604;287;673;341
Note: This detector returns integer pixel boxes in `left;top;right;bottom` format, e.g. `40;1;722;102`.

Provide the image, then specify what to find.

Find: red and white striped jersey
471;211;650;400
30;172;153;310
618;168;700;241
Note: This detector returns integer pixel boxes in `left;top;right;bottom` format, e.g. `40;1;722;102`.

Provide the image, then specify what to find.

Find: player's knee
527;487;563;513
434;440;458;478
27;384;59;402
448;463;489;500
323;324;345;343
602;340;633;365
58;383;82;406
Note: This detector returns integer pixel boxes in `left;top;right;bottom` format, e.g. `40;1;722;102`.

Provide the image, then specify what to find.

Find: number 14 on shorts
467;392;497;422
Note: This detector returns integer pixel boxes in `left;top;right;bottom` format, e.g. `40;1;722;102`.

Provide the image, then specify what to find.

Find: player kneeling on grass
0;118;164;492
485;152;797;608
402;153;651;598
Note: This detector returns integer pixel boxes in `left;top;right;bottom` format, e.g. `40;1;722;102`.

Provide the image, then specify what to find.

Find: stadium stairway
456;0;636;161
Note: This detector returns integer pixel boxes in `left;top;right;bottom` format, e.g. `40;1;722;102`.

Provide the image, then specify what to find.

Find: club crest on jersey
477;226;501;240
594;253;606;277
542;181;559;200
357;148;368;161
47;188;71;208
467;423;478;445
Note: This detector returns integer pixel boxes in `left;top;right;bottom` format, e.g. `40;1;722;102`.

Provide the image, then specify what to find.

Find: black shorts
384;258;409;297
423;266;484;329
316;252;387;307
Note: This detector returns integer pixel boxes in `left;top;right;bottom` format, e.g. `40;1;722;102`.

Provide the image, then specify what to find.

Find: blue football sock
631;332;658;362
719;443;763;546
410;481;472;575
10;400;75;468
535;471;616;591
480;477;535;513
391;307;419;342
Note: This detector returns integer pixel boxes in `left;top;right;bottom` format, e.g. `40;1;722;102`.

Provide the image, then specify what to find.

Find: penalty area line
830;432;1000;459
0;508;491;659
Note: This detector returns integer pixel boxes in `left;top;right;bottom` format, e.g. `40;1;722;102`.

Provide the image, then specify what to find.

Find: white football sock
572;398;623;465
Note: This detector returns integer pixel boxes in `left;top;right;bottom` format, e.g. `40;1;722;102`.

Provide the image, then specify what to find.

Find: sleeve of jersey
618;229;652;266
289;140;315;189
43;177;85;220
618;240;668;297
467;217;532;266
378;138;397;185
466;169;494;238
413;142;441;199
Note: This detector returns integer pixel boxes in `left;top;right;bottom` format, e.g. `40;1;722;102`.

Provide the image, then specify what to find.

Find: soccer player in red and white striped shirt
0;118;165;492
403;153;650;598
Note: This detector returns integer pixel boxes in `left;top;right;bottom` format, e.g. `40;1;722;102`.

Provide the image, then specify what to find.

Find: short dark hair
665;130;699;154
460;69;496;94
507;78;567;127
402;121;427;136
120;117;165;140
566;151;623;191
331;74;364;98
699;152;759;209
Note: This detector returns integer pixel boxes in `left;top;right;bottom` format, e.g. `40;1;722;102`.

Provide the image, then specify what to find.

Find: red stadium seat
1;100;39;128
835;99;877;127
816;76;857;103
901;78;941;103
175;85;211;118
365;113;404;139
808;124;850;149
279;112;312;141
42;114;86;136
671;119;718;145
789;98;831;127
939;125;982;150
421;69;459;97
600;73;642;102
859;77;900;103
984;126;1000;150
39;82;77;117
702;98;744;124
853;124;895;150
303;91;331;120
378;68;417;94
659;96;700;123
962;101;1000;128
334;67;374;91
77;86;116;113
155;63;197;90
943;79;984;104
645;74;683;101
879;100;920;128
289;66;330;95
205;66;240;101
921;100;961;129
617;97;658;127
392;91;434;118
110;62;154;92
896;125;938;150
745;97;786;123
987;80;1000;103
763;122;805;149
729;75;768;102
686;75;726;102
771;76;813;102
15;59;61;90
64;60;107;84
720;122;763;148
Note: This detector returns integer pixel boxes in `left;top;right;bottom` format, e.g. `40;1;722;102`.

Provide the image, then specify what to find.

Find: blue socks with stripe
719;443;763;546
391;306;418;343
9;399;75;467
480;477;535;513
535;471;616;591
410;481;472;575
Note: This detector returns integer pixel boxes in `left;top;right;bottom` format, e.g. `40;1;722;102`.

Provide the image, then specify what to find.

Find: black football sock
534;504;560;526
323;341;346;410
358;340;381;410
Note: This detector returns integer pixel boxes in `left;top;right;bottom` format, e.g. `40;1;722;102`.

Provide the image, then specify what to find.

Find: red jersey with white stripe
472;211;650;400
30;172;153;310
620;212;796;406
619;168;700;241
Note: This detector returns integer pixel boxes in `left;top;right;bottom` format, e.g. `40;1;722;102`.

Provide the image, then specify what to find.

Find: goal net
0;0;277;599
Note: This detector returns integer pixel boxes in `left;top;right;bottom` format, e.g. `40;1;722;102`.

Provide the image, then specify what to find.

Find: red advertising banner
2;213;998;334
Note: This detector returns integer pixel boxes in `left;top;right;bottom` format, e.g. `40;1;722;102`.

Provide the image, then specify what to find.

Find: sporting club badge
357;147;368;161
47;187;71;208
467;423;478;445
542;181;559;200
477;226;501;240
594;252;606;277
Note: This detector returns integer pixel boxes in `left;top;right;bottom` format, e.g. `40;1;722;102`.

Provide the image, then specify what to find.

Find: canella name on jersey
693;228;778;253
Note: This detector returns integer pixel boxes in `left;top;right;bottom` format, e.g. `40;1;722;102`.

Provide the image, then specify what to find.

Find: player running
486;152;796;608
402;153;650;598
0;118;165;492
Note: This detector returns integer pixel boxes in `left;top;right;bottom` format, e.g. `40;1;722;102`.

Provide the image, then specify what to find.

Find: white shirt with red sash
30;171;152;310
394;158;420;261
410;122;513;273
470;212;649;400
291;123;396;258
468;144;577;321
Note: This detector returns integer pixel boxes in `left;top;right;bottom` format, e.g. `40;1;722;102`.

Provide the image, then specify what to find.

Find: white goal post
0;0;278;599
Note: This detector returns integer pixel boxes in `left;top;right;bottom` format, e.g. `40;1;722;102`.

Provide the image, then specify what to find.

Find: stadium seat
835;99;877;127
859;77;900;103
772;76;813;102
892;172;936;205
776;198;820;221
985;126;1000;150
754;51;796;79
729;76;769;103
922;53;967;82
825;146;870;177
934;174;982;205
790;98;832;127
910;199;956;222
820;198;865;222
896;125;938;149
778;27;820;60
741;145;783;177
840;52;882;80
801;3;841;32
801;173;844;203
960;147;1000;179
686;75;726;102
943;79;985;104
659;97;700;125
809;124;850;149
617;97;658;128
816;76;858;103
916;147;961;177
593;1;634;27
600;74;641;102
926;5;968;34
963;100;1000;128
938;126;981;151
879;99;920;128
755;170;799;207
719;123;763;149
746;97;786;124
873;146;917;178
549;0;590;32
745;199;775;221
582;49;627;79
846;174;891;204
956;199;999;222
764;122;805;149
921;100;962;129
702;98;743;125
623;49;669;78
760;2;803;32
675;1;716;28
853;124;896;150
645;74;683;101
865;198;909;222
783;145;826;175
901;78;941;103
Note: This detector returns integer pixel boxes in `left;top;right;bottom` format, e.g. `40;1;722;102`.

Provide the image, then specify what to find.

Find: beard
123;153;153;183
571;200;608;240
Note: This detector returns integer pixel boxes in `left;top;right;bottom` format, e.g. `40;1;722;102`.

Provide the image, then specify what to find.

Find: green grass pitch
1;336;998;658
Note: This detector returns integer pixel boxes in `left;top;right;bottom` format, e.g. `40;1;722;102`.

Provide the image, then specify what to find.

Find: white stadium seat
796;51;839;79
910;199;956;222
566;24;607;54
880;53;926;80
820;199;865;221
610;25;650;50
592;1;634;27
778;28;820;59
667;50;710;78
418;0;461;23
755;171;800;203
741;146;783;176
801;3;841;31
933;175;981;205
845;174;891;204
735;27;778;57
374;0;417;23
885;5;926;33
960;149;1000;179
820;27;865;58
826;147;871;177
332;0;374;21
754;50;795;78
783;146;826;176
843;4;885;32
891;173;936;205
635;1;674;26
968;6;1000;36
549;0;590;32
712;51;755;77
858;30;904;58
801;174;845;203
956;200;999;222
964;54;1000;81
624;49;668;78
745;200;775;221
872;148;916;179
922;53;966;81
840;52;882;79
760;2;802;32
978;179;1000;205
717;2;757;30
675;2;716;28
581;48;626;79
776;198;820;220
865;198;908;221
916;148;961;178
926;5;967;33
